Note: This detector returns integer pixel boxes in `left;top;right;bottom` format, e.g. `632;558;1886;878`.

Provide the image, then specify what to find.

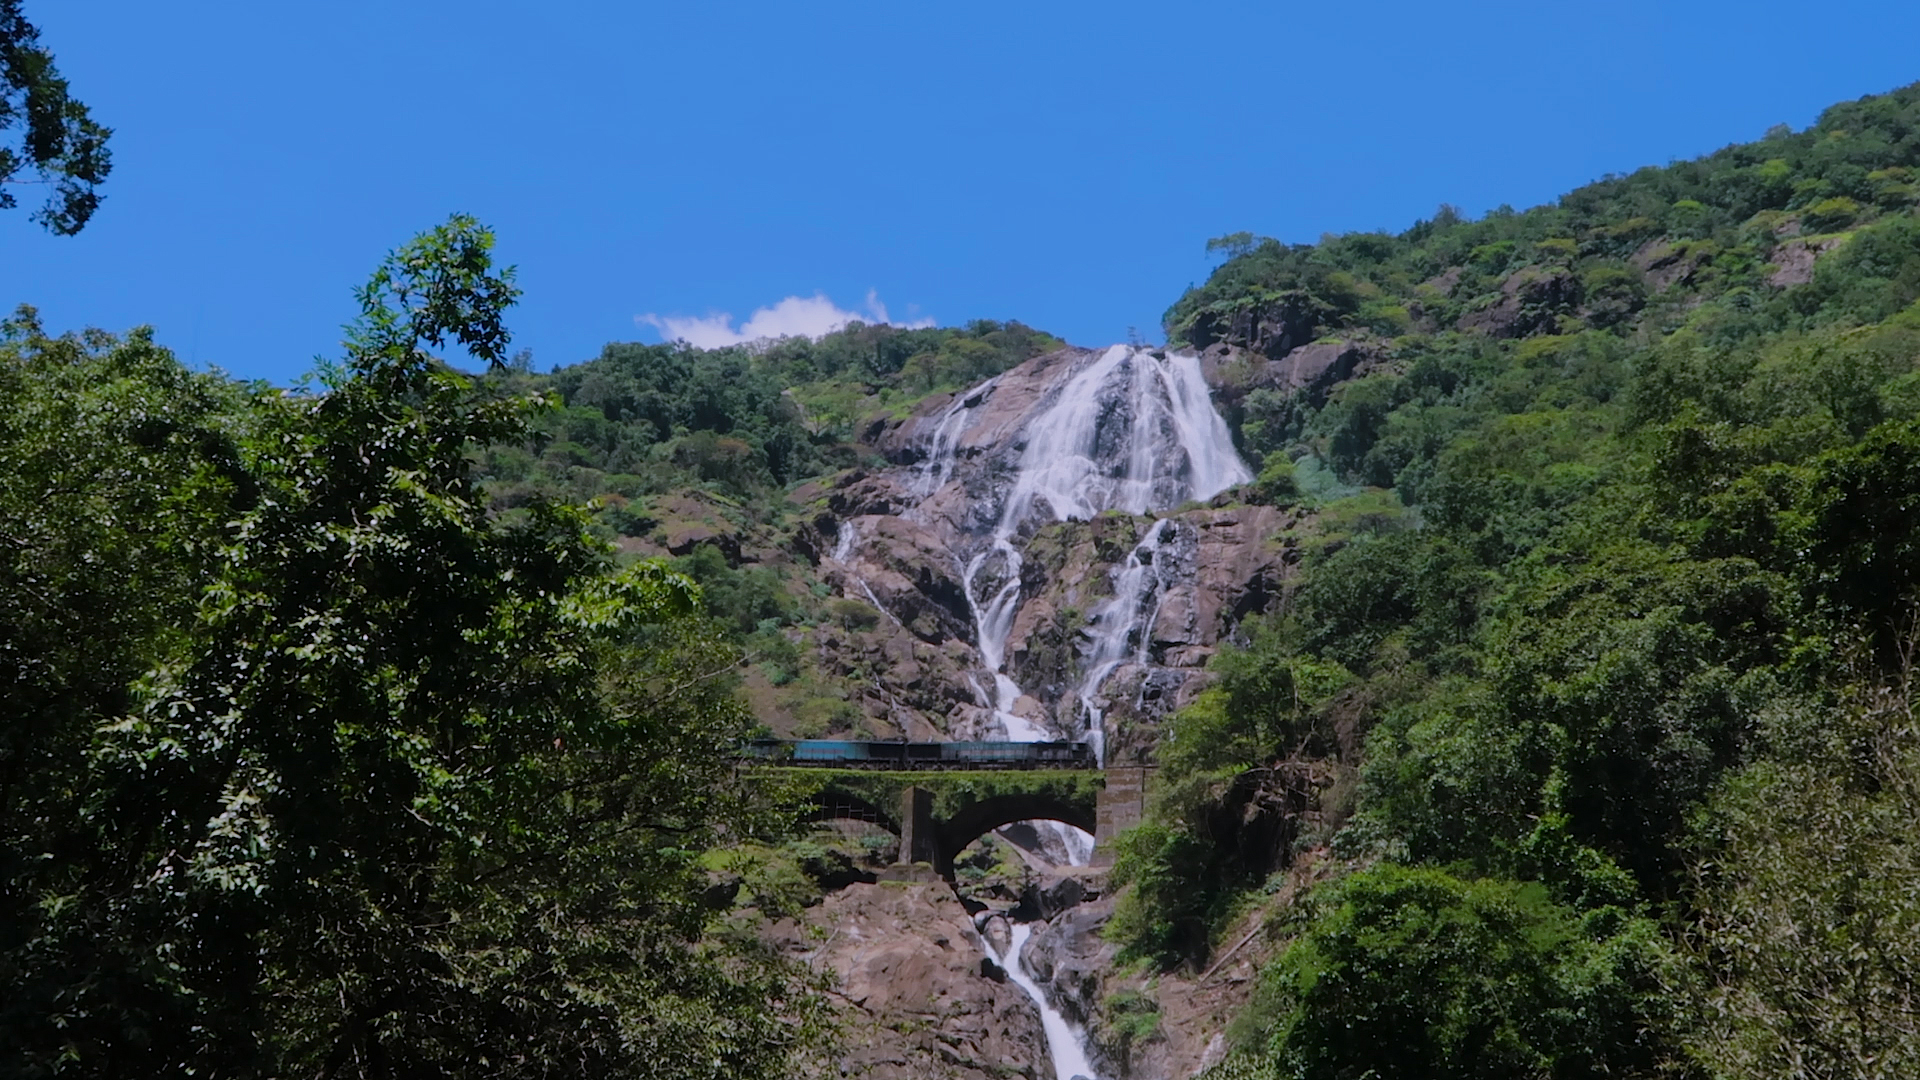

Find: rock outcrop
832;514;976;646
769;880;1050;1080
1768;235;1847;287
1181;292;1324;361
1631;239;1701;294
1457;264;1581;338
783;344;1297;754
1022;902;1113;1031
1195;337;1393;464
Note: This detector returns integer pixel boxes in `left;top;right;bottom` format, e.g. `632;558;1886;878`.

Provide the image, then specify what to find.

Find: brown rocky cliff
770;345;1309;747
768;880;1049;1080
1456;264;1581;338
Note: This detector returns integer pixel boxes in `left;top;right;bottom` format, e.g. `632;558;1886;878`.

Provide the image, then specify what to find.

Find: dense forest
1114;80;1920;1079
0;223;842;1078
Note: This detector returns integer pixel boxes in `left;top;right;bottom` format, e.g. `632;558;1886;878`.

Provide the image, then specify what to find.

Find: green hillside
1115;81;1920;1079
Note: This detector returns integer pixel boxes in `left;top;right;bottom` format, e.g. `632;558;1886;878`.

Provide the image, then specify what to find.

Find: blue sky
6;1;1920;383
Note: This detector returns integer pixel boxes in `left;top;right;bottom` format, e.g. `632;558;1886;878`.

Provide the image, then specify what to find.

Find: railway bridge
745;740;1149;877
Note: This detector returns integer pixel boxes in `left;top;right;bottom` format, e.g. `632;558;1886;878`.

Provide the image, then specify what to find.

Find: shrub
1250;453;1298;505
1238;866;1681;1080
1800;195;1860;233
828;596;881;631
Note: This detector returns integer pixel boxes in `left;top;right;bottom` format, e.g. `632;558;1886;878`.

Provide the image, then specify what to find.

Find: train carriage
740;738;1094;770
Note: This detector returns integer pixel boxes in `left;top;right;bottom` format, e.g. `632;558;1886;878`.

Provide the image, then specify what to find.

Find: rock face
1181;292;1322;361
1457;264;1581;338
1022;902;1113;1032
1632;240;1700;294
1768;235;1847;287
1194;337;1392;472
1199;337;1386;400
769;880;1050;1080
804;344;1292;755
834;514;976;646
998;506;1303;760
1016;883;1251;1080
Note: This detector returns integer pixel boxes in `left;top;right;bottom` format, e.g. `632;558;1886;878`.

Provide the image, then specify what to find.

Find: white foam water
996;922;1099;1080
941;347;1250;762
1073;518;1174;765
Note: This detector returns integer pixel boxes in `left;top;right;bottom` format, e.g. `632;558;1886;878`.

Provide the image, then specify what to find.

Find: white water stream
995;922;1098;1080
947;346;1249;764
949;347;1246;1080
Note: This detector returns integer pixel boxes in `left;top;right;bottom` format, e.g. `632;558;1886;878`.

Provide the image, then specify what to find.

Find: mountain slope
1101;79;1920;1080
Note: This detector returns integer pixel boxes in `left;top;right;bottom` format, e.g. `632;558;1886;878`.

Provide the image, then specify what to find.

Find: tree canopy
0;217;825;1078
1111;78;1920;1080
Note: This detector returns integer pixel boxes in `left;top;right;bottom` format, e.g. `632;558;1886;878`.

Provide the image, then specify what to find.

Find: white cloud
638;290;933;349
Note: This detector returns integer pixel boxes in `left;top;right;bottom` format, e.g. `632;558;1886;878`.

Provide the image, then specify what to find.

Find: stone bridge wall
786;767;1154;876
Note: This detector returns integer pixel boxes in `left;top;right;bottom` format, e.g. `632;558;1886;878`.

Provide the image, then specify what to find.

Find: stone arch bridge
764;765;1149;878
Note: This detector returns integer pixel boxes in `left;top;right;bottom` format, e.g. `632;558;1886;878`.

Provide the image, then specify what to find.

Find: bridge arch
936;792;1097;875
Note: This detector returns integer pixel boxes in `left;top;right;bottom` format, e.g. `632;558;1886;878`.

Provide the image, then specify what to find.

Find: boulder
1021;903;1117;1031
767;881;1049;1080
1025;873;1090;921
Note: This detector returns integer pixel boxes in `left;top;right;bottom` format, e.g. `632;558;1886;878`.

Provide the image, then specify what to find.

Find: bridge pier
1093;765;1150;867
797;771;1106;877
897;785;938;866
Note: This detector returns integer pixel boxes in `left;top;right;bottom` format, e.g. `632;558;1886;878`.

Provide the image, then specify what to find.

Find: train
740;738;1096;770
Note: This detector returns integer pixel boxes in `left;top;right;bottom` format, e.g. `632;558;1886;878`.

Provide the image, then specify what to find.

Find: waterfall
911;379;995;499
943;345;1248;876
995;923;1098;1080
1073;518;1174;765
841;345;1250;1080
831;519;904;630
952;346;1250;763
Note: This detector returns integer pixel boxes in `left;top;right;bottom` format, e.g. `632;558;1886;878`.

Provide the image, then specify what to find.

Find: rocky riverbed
759;854;1329;1080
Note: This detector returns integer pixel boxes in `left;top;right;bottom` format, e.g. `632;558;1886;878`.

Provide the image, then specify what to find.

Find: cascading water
950;346;1249;765
911;380;995;499
832;520;904;630
1073;518;1174;765
958;347;1246;1080
994;922;1098;1080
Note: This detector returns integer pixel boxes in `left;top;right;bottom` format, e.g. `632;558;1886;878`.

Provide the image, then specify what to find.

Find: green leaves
1686;681;1920;1080
0;0;114;233
1241;866;1682;1080
1135;79;1920;1080
1;223;825;1078
347;214;523;370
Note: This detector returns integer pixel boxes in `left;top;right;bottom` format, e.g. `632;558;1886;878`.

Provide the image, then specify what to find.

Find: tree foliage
1125;79;1920;1080
0;0;111;233
1240;866;1683;1080
0;219;824;1078
1686;646;1920;1080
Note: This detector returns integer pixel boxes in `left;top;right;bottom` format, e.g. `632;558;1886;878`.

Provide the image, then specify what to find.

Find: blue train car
791;739;867;763
740;738;1094;770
